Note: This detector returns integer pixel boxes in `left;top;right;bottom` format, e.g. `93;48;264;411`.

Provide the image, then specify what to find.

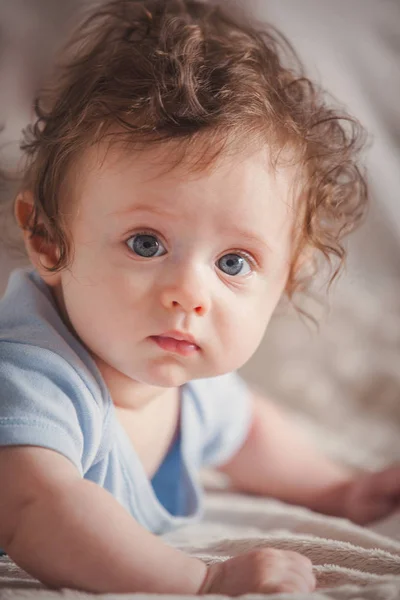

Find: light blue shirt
0;269;252;535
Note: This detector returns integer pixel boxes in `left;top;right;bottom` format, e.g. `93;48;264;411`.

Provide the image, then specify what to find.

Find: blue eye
217;253;252;276
127;233;166;258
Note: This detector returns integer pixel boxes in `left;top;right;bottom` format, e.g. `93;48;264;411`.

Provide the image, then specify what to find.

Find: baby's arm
218;391;353;516
0;445;315;595
0;446;207;594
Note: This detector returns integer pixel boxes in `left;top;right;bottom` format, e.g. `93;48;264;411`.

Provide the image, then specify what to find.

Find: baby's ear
15;192;61;286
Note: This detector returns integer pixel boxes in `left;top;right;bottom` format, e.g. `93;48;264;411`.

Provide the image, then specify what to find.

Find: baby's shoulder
0;271;113;471
0;268;109;411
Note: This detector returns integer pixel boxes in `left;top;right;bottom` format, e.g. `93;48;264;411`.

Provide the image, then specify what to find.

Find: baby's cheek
243;299;274;349
222;321;267;372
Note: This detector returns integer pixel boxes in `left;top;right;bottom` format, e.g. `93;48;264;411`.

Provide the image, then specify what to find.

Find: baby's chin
136;367;204;388
134;362;229;388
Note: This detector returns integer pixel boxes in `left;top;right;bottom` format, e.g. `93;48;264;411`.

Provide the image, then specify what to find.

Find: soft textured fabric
0;268;252;535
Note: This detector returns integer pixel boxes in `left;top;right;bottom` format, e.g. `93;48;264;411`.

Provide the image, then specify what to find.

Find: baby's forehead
73;138;300;201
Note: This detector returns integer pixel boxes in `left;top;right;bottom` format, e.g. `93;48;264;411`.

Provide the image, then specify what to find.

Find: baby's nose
166;298;206;315
160;273;210;316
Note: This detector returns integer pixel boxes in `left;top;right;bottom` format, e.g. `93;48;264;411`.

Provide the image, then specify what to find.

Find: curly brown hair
18;0;368;301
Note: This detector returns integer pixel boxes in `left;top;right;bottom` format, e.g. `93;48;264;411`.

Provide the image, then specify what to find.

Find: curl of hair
19;0;368;304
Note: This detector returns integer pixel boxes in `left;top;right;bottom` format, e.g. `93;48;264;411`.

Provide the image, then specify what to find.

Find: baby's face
49;143;296;388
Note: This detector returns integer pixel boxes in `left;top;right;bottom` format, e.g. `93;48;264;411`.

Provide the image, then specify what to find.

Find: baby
0;0;399;596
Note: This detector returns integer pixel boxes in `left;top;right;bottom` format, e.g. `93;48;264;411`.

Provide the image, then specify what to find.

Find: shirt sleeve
187;371;253;467
0;342;102;474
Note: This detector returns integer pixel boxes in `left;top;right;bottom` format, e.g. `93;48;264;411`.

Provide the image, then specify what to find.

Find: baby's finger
290;567;317;592
276;570;315;594
282;551;316;591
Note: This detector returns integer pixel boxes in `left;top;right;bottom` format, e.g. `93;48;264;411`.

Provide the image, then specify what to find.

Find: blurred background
0;0;399;469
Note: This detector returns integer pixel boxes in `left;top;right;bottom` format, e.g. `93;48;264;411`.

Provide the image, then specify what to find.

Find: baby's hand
199;549;316;596
341;464;400;525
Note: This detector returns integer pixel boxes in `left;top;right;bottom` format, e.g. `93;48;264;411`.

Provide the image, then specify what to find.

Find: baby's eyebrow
221;225;271;254
108;203;178;220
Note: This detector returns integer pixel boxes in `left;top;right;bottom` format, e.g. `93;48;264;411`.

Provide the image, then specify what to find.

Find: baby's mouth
150;333;200;356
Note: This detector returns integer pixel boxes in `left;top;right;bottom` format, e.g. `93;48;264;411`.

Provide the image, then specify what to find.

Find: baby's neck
112;383;175;412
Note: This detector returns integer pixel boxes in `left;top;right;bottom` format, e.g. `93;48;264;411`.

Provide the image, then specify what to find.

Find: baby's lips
150;335;200;356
